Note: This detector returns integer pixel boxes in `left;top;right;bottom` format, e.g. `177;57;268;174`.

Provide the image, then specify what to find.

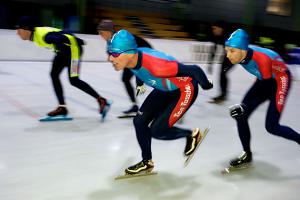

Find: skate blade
39;115;73;122
184;127;210;167
117;114;136;119
221;163;253;175
208;100;224;104
115;171;157;180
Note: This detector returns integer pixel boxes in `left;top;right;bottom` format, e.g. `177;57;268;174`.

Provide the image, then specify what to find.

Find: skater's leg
265;73;300;144
265;101;300;143
65;45;103;100
133;89;169;160
67;54;100;99
121;68;138;114
150;81;199;140
122;68;136;104
133;114;152;160
236;80;269;153
212;58;233;102
69;76;100;99
65;49;110;115
219;58;234;98
50;55;66;105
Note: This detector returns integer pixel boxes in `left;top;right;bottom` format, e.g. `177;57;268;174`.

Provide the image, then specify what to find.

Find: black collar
240;48;253;65
30;29;35;41
132;50;142;70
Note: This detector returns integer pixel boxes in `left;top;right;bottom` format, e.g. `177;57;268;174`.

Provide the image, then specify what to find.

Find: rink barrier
0;29;220;63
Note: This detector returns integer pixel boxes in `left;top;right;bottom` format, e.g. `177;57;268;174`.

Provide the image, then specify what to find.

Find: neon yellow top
32;27;81;77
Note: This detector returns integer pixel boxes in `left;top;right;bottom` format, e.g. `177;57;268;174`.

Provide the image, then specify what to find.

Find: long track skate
221;163;253;175
117;113;136;119
184;127;210;167
115;170;158;180
39;115;73;122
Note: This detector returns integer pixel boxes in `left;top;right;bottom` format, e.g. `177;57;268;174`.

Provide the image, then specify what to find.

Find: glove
229;103;246;119
136;85;146;96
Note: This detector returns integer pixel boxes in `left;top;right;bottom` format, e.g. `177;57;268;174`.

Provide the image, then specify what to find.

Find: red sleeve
142;53;178;77
252;51;273;79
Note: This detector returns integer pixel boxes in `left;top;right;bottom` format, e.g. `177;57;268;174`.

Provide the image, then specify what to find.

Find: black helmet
16;16;35;30
212;20;226;29
97;19;115;32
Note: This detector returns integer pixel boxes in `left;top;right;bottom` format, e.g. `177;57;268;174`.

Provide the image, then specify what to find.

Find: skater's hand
136;85;146;96
229;103;246;119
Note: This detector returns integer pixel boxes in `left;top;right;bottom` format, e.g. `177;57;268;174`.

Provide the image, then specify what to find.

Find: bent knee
149;123;167;139
150;129;165;139
265;123;280;135
133;114;147;128
69;78;80;86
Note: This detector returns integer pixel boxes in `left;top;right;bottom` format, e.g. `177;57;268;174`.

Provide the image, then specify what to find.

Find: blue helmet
109;29;137;54
225;29;249;50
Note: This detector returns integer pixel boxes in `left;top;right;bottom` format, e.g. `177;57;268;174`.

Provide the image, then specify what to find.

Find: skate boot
184;128;202;156
125;160;154;175
40;105;72;122
97;97;112;121
123;104;138;115
210;94;226;104
47;106;68;117
118;104;139;118
229;151;252;168
221;151;253;174
183;128;209;167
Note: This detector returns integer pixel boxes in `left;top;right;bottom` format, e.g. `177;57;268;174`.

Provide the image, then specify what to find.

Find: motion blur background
1;0;300;56
1;2;300;200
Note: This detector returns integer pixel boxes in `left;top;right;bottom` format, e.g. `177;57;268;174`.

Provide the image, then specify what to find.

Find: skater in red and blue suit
108;30;213;174
225;29;300;168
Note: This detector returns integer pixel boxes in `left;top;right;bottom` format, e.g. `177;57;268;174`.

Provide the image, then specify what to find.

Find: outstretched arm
176;63;213;90
145;60;212;89
44;32;70;45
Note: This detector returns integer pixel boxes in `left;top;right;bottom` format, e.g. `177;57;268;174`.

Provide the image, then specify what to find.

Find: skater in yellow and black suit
16;16;111;119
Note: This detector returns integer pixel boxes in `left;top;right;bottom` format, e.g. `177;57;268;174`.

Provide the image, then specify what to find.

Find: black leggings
236;76;300;153
219;57;234;97
133;81;198;160
50;51;99;105
122;68;136;103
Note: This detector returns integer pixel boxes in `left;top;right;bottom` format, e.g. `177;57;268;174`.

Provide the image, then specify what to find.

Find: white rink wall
0;29;214;63
1;29;299;80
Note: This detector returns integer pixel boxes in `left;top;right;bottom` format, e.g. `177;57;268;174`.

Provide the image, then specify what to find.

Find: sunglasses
107;49;136;58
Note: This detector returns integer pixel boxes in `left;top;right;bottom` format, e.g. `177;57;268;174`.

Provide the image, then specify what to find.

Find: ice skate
184;127;210;167
115;160;157;180
97;97;112;121
39;106;72;122
118;105;138;118
208;95;226;104
221;151;253;174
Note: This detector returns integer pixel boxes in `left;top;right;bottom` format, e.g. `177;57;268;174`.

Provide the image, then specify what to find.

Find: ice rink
0;61;299;200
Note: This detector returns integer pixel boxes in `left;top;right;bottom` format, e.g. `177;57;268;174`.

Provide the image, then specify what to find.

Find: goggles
107;49;136;58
